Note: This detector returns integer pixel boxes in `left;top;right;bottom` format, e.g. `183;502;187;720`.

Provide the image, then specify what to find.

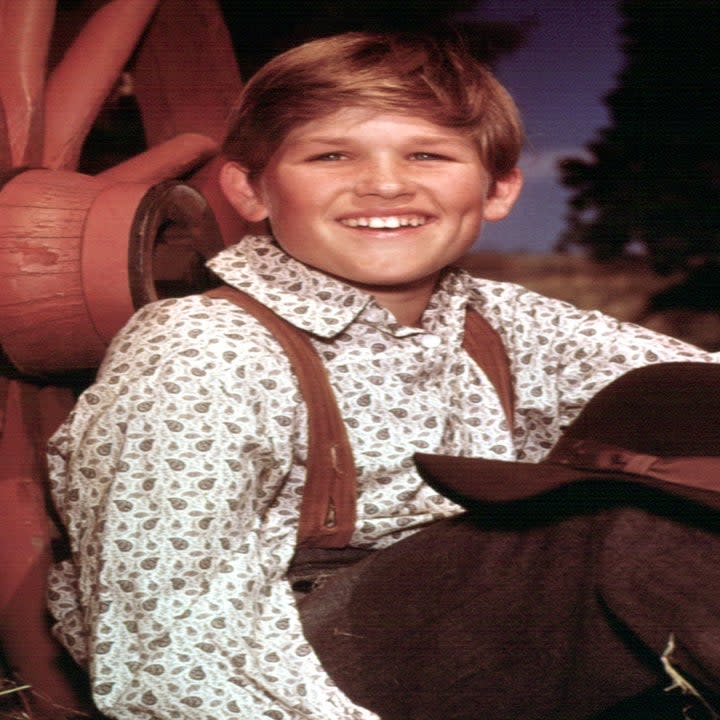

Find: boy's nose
354;158;415;198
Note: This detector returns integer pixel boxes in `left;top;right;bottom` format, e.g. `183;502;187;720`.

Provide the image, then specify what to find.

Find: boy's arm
48;309;378;720
478;283;719;460
560;311;715;416
510;291;718;435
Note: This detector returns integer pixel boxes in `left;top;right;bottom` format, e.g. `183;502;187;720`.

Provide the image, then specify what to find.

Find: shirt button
419;334;442;349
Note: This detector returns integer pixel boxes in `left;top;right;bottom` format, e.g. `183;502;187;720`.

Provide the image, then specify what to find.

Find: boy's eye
410;152;452;161
308;152;347;161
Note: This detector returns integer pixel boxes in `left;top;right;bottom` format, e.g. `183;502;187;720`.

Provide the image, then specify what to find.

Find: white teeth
341;215;428;229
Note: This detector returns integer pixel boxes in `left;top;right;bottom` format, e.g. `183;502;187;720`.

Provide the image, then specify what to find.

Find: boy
47;32;720;719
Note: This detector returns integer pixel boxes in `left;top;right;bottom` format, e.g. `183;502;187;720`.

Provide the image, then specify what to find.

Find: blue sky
472;0;624;254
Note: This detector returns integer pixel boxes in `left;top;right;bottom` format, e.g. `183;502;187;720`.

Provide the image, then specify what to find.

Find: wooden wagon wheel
0;2;245;717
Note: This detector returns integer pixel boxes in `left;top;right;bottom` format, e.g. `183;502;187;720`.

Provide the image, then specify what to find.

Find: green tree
559;0;720;275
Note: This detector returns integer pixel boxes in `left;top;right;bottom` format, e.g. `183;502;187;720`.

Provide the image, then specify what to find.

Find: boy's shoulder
115;292;271;345
97;293;297;384
461;272;556;311
460;270;595;331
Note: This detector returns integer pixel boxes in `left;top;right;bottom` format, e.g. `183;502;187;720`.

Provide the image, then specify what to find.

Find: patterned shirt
47;236;715;719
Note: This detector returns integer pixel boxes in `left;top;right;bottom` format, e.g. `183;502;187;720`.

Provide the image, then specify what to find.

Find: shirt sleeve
503;289;718;445
48;300;379;720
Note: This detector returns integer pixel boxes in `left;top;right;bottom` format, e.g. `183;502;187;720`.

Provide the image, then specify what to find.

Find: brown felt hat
415;362;720;511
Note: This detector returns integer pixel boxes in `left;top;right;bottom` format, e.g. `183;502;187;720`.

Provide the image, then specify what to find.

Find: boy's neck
355;274;440;328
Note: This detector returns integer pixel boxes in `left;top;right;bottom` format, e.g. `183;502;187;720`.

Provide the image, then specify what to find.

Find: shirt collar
207;235;475;341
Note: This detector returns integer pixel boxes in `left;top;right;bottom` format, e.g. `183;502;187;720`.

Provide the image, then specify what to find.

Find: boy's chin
335;271;443;294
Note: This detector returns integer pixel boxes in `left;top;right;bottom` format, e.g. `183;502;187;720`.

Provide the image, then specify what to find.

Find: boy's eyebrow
288;136;352;146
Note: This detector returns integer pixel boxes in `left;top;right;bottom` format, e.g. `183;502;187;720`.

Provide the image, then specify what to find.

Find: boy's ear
219;161;270;222
483;168;523;222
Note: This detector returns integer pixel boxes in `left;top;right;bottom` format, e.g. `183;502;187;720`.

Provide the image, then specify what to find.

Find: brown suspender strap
206;286;514;548
462;310;515;430
206;285;357;549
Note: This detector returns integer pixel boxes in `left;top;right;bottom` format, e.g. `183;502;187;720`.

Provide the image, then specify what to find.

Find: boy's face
223;108;521;305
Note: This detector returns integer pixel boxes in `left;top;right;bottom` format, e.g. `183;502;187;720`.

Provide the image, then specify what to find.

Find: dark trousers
297;487;720;720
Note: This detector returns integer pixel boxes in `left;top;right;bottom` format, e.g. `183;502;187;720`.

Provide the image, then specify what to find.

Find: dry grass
459;251;677;320
0;662;97;719
459;252;720;350
0;679;31;720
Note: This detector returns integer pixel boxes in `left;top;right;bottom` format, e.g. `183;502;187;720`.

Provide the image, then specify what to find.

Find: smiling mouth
339;215;430;229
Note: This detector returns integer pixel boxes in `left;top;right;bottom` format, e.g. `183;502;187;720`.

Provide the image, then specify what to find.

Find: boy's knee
597;505;720;699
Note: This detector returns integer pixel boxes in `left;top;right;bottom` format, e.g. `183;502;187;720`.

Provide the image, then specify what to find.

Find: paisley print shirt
47;236;714;719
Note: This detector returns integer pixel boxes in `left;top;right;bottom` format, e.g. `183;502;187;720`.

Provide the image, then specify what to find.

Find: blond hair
223;32;524;181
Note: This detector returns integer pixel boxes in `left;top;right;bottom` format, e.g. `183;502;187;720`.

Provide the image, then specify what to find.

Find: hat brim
414;452;720;513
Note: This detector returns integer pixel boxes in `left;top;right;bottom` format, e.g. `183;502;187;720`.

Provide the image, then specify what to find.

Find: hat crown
561;362;720;458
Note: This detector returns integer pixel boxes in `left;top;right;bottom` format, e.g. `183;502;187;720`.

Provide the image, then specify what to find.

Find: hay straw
662;633;720;720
